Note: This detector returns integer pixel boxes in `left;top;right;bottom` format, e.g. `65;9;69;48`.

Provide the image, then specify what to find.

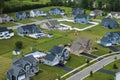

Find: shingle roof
75;14;87;19
70;37;92;54
44;54;56;61
49;46;64;55
0;27;8;32
102;18;119;26
20;24;41;33
48;20;59;26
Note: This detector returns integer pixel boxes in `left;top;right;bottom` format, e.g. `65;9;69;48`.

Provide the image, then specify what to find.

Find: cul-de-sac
0;0;120;80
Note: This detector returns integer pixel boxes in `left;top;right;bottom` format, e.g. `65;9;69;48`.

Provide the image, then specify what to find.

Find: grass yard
66;54;91;69
84;72;114;80
103;59;120;72
60;21;92;29
17;19;34;24
1;6;120;80
33;64;67;80
0;56;12;80
116;46;120;51
0;22;17;27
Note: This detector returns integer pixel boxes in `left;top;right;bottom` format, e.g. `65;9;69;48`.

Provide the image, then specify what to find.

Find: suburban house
40;20;61;30
115;68;120;80
100;32;120;46
30;9;47;17
17;24;43;38
107;12;120;19
16;11;28;20
44;46;70;66
102;18;119;29
71;8;84;17
49;8;65;15
0;27;14;39
25;51;46;62
17;24;51;38
25;12;30;18
6;55;39;80
0;14;14;23
90;10;103;17
69;37;92;55
74;14;89;24
39;10;47;16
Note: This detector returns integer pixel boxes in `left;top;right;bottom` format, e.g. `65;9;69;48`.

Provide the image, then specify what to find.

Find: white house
107;12;120;19
0;27;14;39
30;9;47;17
115;69;120;80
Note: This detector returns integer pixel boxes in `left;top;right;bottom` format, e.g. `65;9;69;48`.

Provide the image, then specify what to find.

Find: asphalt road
67;53;120;80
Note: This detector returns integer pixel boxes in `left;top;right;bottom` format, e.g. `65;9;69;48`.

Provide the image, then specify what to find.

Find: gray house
44;46;70;66
74;14;89;24
90;10;103;17
70;37;92;55
17;24;41;36
0;14;14;23
16;12;27;20
6;55;39;80
40;20;61;30
100;32;120;46
72;8;84;17
102;18;119;29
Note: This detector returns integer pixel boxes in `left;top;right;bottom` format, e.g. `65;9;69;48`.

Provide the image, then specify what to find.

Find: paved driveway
67;53;120;80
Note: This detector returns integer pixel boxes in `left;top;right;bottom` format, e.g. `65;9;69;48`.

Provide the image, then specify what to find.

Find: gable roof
0;27;8;32
102;18;119;26
72;8;84;15
44;54;56;61
42;20;60;28
19;24;41;33
75;14;87;19
70;37;92;54
49;46;64;55
48;20;59;26
0;14;8;18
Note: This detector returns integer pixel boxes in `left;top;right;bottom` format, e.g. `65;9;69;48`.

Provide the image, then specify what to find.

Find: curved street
67;53;120;80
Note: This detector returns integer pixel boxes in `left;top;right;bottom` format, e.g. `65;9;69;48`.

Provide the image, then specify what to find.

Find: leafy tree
113;64;118;69
15;41;23;50
90;71;93;77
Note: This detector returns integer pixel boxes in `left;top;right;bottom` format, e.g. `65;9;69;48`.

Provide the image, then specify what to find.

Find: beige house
69;37;92;55
40;20;61;30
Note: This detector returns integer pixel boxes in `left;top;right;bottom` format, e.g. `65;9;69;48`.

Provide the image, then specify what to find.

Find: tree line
50;0;120;11
0;0;120;14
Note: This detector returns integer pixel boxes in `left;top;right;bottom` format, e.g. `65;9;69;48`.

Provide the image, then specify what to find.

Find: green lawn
17;19;34;24
60;21;92;29
66;54;91;69
84;72;114;80
116;46;120;50
0;22;17;27
0;56;12;80
33;64;67;80
103;59;120;72
1;6;120;80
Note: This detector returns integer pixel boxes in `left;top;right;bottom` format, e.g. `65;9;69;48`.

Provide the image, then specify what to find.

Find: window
18;75;25;80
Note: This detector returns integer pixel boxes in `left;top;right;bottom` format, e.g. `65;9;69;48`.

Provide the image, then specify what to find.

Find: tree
90;71;93;77
15;41;23;49
81;0;89;9
113;63;118;69
98;1;102;9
